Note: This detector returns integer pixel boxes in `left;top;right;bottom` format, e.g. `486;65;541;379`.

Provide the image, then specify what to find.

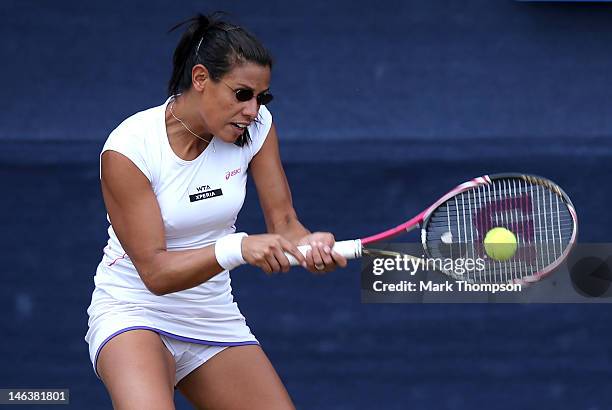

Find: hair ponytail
167;13;210;97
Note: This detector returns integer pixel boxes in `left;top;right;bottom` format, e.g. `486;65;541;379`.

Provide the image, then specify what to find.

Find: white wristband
215;232;248;270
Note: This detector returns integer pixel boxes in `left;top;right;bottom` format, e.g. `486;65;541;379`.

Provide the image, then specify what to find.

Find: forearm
140;245;224;296
267;211;310;243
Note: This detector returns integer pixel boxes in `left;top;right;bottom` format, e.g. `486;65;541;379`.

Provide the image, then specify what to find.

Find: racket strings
363;248;423;262
424;178;574;284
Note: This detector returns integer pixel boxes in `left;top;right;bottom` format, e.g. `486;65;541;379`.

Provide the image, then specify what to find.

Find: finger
319;232;336;248
258;259;273;275
267;257;282;273
319;243;335;267
304;248;316;271
272;247;291;273
263;249;282;273
330;251;348;268
305;232;326;246
279;237;307;268
310;242;326;274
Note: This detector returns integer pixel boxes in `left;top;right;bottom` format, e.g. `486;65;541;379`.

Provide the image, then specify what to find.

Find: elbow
146;283;169;296
139;268;171;296
135;252;175;296
146;275;173;296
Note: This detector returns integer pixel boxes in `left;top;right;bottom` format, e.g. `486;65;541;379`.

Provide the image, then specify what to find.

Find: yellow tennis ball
484;227;517;261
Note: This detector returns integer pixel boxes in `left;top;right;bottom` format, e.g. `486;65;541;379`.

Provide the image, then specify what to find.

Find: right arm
101;151;305;296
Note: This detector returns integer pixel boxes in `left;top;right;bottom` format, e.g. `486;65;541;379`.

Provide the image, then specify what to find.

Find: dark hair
167;13;273;146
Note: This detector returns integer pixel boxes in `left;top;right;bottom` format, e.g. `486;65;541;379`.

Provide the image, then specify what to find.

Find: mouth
230;122;249;131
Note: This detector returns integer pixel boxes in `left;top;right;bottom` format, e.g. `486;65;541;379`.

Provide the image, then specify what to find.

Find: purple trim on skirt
94;326;259;377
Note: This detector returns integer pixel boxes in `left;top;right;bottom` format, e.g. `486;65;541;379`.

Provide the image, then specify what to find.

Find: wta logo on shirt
225;167;241;180
190;184;223;202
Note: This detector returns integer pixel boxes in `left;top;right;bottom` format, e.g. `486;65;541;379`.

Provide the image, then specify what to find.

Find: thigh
97;329;176;410
176;345;295;410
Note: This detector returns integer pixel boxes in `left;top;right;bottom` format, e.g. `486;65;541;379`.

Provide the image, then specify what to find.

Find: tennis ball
484;227;517;261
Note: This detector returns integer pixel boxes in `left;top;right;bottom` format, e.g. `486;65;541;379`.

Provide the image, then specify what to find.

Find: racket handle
285;239;363;266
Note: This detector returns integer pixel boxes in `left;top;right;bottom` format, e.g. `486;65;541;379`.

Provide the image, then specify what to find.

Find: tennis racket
286;173;578;285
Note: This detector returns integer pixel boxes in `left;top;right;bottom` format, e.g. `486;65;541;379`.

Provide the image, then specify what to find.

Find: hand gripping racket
286;173;578;285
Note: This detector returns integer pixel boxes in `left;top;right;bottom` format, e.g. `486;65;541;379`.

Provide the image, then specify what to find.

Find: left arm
249;123;347;272
249;123;308;241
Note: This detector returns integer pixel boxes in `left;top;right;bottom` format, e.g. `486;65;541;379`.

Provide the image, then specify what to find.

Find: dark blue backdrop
2;1;612;409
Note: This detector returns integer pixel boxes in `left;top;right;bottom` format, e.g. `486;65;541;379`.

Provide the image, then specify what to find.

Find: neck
165;96;212;160
170;94;213;141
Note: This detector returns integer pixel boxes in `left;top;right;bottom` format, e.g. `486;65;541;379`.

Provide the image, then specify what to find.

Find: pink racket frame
287;174;577;285
360;174;578;284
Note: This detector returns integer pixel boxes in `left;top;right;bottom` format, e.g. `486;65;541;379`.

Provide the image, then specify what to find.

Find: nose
241;98;259;119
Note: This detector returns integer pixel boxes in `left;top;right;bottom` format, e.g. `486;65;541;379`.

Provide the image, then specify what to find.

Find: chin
216;133;240;144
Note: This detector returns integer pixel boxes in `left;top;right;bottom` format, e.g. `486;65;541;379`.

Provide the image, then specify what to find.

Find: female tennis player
85;13;347;409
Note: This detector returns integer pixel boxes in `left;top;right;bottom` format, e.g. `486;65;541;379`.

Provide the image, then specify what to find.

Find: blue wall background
2;1;612;409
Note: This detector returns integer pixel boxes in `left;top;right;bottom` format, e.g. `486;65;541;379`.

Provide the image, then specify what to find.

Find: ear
192;64;210;92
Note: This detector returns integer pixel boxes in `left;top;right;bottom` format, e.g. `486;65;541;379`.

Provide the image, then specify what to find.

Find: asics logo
225;167;241;180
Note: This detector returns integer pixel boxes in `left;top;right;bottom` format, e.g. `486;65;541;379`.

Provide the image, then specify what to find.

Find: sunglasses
221;81;274;105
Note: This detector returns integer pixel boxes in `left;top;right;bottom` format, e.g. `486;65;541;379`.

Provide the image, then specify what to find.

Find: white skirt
85;287;259;379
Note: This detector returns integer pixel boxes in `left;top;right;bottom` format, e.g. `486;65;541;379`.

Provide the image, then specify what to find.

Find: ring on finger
315;264;325;271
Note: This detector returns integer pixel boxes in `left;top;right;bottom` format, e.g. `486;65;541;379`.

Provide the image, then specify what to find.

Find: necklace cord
169;100;212;144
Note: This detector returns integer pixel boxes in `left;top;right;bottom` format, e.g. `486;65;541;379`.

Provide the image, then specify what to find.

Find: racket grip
285;239;363;266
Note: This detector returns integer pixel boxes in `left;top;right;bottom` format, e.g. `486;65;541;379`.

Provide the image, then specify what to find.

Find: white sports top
90;97;271;343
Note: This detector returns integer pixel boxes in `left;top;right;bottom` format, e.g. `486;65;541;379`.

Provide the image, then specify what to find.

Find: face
195;62;272;143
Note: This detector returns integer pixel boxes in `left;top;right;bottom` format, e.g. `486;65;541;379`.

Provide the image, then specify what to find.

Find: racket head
421;173;578;285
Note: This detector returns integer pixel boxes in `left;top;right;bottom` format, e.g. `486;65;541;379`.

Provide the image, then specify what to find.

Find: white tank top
91;97;271;342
